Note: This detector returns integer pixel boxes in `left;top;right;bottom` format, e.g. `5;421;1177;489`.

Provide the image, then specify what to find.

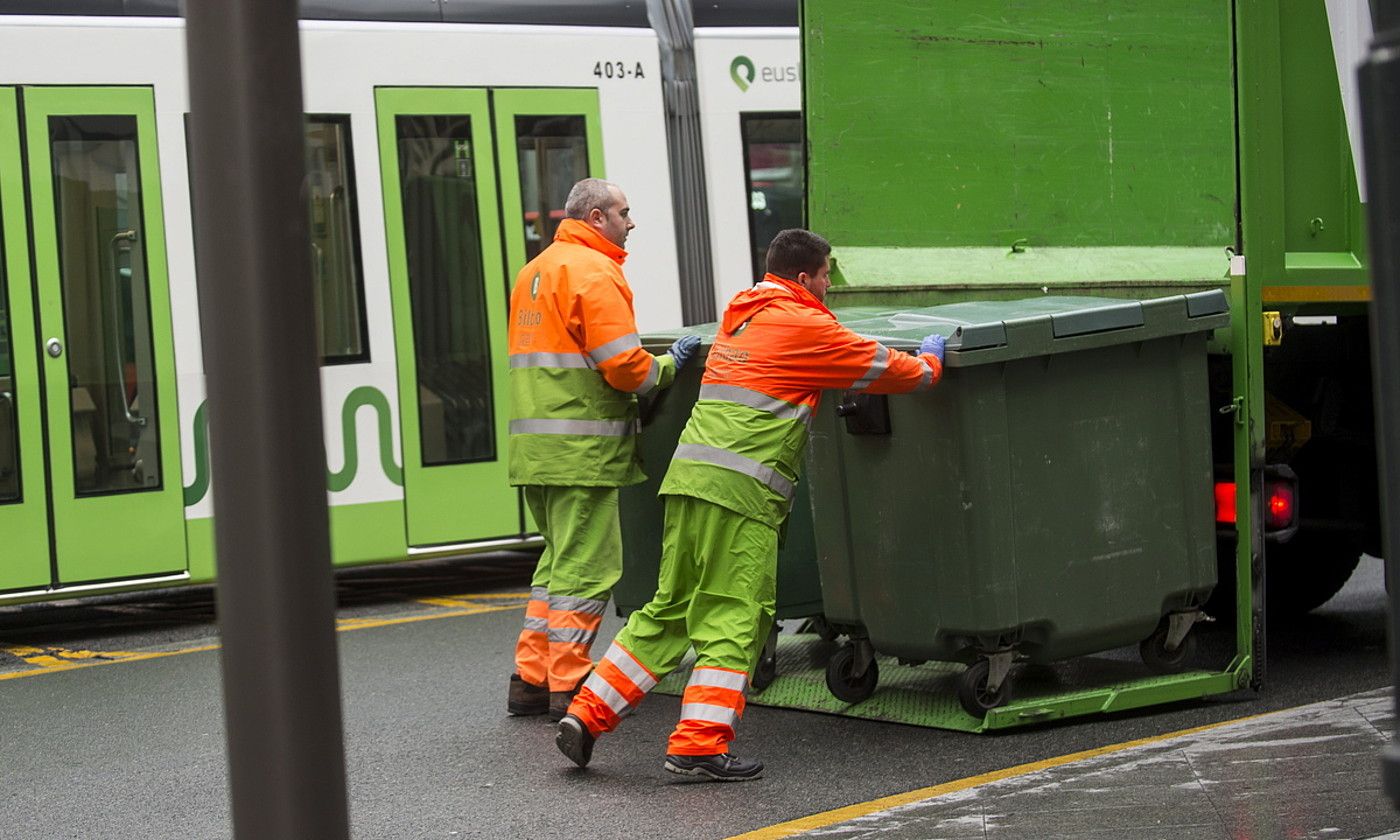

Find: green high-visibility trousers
581;493;776;754
514;485;622;692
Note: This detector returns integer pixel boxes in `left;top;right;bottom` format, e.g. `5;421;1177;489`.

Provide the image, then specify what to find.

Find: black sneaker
507;674;548;716
664;753;763;781
556;714;595;768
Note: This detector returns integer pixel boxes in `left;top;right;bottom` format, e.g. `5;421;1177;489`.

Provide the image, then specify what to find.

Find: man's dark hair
765;229;831;280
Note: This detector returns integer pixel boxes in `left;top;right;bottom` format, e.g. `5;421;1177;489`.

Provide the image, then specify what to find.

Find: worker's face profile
799;258;832;303
592;188;636;248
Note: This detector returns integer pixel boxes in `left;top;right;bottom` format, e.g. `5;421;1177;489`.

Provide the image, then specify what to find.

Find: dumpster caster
798;615;839;643
825;642;878;703
1140;612;1199;674
752;624;780;693
957;654;1013;717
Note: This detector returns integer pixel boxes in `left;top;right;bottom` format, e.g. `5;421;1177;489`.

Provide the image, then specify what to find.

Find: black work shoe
556;714;595;768
664;753;764;781
507;674;548;716
548;688;580;722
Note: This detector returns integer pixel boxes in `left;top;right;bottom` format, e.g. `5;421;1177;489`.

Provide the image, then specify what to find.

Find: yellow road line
727;710;1275;840
0;643;222;681
415;594;528;610
2;644;147;668
0;592;530;682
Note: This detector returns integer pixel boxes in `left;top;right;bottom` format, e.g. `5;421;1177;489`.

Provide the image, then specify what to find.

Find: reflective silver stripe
755;280;785;291
673;442;795;500
850;344;891;391
686;667;748;692
698;384;811;424
588;332;642;365
547;627;597;645
603;643;658;692
549;594;608;616
509;418;638;437
509;351;592;369
530;586;550;601
583;671;633;716
678;702;740;728
629;355;662;396
917;358;934;391
522;616;548;633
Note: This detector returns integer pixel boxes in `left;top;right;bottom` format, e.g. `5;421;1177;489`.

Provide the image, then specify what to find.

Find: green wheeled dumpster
614;328;825;687
807;291;1230;716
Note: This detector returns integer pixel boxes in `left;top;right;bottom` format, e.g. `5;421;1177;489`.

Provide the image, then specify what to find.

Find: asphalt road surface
0;552;1389;839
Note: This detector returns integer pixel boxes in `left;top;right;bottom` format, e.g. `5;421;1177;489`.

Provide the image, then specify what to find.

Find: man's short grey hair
564;178;621;220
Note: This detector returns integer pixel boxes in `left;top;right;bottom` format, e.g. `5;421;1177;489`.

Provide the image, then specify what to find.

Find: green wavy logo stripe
183;401;210;507
327;386;404;492
182;386;404;507
730;55;755;92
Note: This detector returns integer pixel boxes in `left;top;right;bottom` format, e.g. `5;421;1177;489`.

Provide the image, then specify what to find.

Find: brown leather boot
549;683;582;721
507;674;548;716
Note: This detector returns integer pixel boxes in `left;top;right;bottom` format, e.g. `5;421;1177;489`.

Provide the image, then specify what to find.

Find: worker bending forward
556;228;947;780
508;178;699;720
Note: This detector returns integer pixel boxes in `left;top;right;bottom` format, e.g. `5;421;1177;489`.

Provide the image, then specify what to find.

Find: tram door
375;87;602;547
0;87;186;590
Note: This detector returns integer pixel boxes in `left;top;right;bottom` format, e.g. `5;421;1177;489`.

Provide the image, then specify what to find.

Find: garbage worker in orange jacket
507;178;701;720
556;228;947;780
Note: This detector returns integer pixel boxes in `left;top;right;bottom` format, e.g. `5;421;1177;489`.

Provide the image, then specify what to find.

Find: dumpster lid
833;290;1229;361
641;290;1228;360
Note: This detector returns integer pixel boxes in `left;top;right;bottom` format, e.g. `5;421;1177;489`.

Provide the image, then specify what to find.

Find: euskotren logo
730;55;756;91
730;55;798;91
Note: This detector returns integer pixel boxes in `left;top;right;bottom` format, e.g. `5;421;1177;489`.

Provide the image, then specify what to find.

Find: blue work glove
919;333;946;363
669;334;701;371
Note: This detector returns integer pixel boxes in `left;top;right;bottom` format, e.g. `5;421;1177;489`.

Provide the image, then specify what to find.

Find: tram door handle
45;338;63;359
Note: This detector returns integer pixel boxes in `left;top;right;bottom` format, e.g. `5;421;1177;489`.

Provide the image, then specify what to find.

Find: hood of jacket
720;273;832;335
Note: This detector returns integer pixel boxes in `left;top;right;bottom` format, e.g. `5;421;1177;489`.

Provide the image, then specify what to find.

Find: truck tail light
1214;482;1237;524
1265;479;1297;531
1213;467;1298;535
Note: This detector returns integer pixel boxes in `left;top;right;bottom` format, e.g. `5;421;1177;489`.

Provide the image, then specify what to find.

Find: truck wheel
1267;532;1362;615
956;659;1010;717
824;644;878;703
1140;621;1198;674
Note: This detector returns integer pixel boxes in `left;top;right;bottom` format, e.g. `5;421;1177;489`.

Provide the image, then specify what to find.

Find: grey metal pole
183;2;350;837
1360;14;1400;813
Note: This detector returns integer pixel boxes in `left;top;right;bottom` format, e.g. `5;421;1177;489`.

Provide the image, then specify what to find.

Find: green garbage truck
791;0;1377;723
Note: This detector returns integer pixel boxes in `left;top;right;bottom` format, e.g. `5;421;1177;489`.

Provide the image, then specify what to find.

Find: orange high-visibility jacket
658;274;942;527
508;218;675;486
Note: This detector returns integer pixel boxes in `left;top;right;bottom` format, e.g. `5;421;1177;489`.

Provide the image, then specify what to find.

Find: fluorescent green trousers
515;485;621;692
574;494;777;754
618;494;777;675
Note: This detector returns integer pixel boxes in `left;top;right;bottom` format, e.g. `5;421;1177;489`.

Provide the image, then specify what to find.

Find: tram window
50;114;163;496
394;115;497;466
305;115;369;364
0;230;16;503
739;112;805;283
184;114;369;365
514;115;589;262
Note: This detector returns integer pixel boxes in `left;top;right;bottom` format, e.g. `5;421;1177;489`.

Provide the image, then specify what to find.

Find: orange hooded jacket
658;274;941;526
507;218;675;486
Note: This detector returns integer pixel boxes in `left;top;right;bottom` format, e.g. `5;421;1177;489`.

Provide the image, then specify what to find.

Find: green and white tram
0;0;801;603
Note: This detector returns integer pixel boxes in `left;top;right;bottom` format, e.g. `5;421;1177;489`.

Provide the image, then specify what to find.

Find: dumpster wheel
825;643;879;703
1139;617;1198;674
751;624;780;693
957;658;1012;717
